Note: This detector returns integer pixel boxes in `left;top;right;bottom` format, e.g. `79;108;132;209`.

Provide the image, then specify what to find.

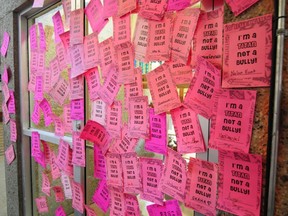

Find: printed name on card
94;144;107;179
133;17;149;62
138;0;167;21
5;144;15;165
92;179;110;212
85;67;101;101
110;187;126;216
63;105;72;133
1;32;10;57
167;0;191;11
42;140;51;165
70;9;84;45
34;75;44;101
84;33;100;70
147;199;182;216
226;0;259;16
72;131;86;167
169;61;193;85
52;11;65;43
106;153;123;187
106;101;122;138
85;0;108;33
56;139;71;172
50;57;61;83
117;0;136;17
99;37;116;79
113;14;131;46
72;181;84;213
35;196;49;213
91;99;107;125
125;194;141;216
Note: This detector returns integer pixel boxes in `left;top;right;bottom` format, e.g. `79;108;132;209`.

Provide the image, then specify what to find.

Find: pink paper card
35;196;49;213
103;0;118;19
109;187;126;216
52;115;65;137
85;0;108;33
42;140;51;165
55;205;66;216
145;108;167;155
169;61;193;85
147;13;173;62
1;32;10;57
29;25;38;51
34;75;43;101
62;0;71;25
80;120;110;148
98;66;120;106
226;0;259;16
146;63;181;114
106;101;122;138
2;82;10;104
49;77;70;105
10;119;17;142
167;0;191;11
94;144;107;179
217;150;262;216
171;8;200;64
70;44;85;79
122;152;142;193
140;157;164;205
116;42;135;84
70;9;84;45
125;194;141;216
124;68;143;110
192;8;223;68
38;23;46;51
32;0;44;8
147;199;182;216
70;75;84;100
53;11;65;43
71;99;84;120
222;14;272;88
40;99;53;127
41;172;51;197
117;0;136;17
63;105;72;133
56;139;70;172
133;17;149;62
84;33;100;70
92;179;110;212
128;96;149;138
85;67;101;101
36;51;45;74
60;31;71;64
51;151;61;180
185;158;218;216
50;57;61;84
72;131;86;167
91;99;107;126
72;181;84;213
113;14;131;46
66;148;74;177
209;89;257;153
99;37;116;78
53;186;65;202
56;42;68;71
2;65;9;84
31;131;41;158
61;172;73;199
2;102;10;124
43;67;52;93
159;148;187;202
5;144;15;165
105;153;123;187
8;90;16;114
85;205;97;216
171;106;205;153
138;0;167;21
183;56;221;119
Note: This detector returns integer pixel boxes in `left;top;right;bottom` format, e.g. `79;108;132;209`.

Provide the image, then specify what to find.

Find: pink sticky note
226;0;259;16
92;179;110;212
70;75;84;100
1;32;10;57
103;0;118;19
62;0;71;25
99;38;116;79
35;196;49;213
147;199;182;216
42;140;51;165
71;99;84;120
128;96;149;138
51;151;61;180
140;157;164;205
70;9;84;45
61;172;73;199
146;63;181;114
91;99;107;125
41;172;51;197
171;106;206;153
2;65;9;84
138;0;167;21
72;131;86;167
53;11;65;43
70;44;85;78
72;181;84;213
98;66;120;106
63;105;72;133
167;0;191;11
159;148;187;202
56;139;71;172
169;61;193;85
217;150;262;216
2;102;10;124
110;187;126;216
49;77;70;105
85;205;97;216
32;0;44;8
184;56;221;119
94;144;107;179
145;108;167;155
53;186;65;202
222;14;272;88
52;115;65;137
133;17;149;62
5;144;15;165
85;67;101;101
34;75;44;101
38;23;46;51
83;33;100;70
106;101;122;138
85;0;108;33
171;8;200;64
56;42;68;71
31;101;41;125
117;0;137;17
8;90;16;114
192;8;223;68
10;119;17;142
209;89;257;153
105;153;123;187
55;205;66;216
113;14;131;46
2;82;10;104
125;194;141;216
185;158;218;216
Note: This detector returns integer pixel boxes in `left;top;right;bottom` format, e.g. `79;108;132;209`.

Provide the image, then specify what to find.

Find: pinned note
106;153;123;187
94;144;107;179
125;194;141;216
70;75;84;100
43;67;52;93
72;131;86;167
61;172;73;199
10;119;17;142
110;187;126;216
85;67;101;101
85;0;108;33
138;0;167;21
90;99;107;126
60;31;71;64
226;0;259;16
106;101;122;138
72;181;84;213
55;205;66;216
169;61;193;85
41;172;51;197
1;31;10;57
5;144;15;165
99;38;116;79
92;179;110;212
84;33;100;70
70;9;84;45
53;186;65;202
117;0;136;17
49;77;70;105
113;14;131;46
35;196;49;213
52;11;65;43
147;199;182;216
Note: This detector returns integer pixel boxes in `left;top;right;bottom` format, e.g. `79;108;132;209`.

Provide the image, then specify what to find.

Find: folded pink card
62;0;71;25
99;37;116;79
56;42;68;71
85;0;108;33
133;17;149;62
34;75;43;101
8;90;16;114
92;179;110;212
42;141;51;165
103;0;118;18
10;119;17;142
50;57;61;84
29;25;38;51
226;0;259;16
71;99;84;120
53;186;65;202
39;98;53;126
51;151;61;180
147;199;182;216
63;105;72;133
55;205;66;216
167;0;191;11
56;139;71;172
70;75;84;100
52;11;65;43
49;77;70;105
38;23;46;51
61;172;73;199
2;65;9;84
41;172;51;197
70;44;85;79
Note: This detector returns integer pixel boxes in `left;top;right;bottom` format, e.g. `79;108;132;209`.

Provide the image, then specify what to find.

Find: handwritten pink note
85;205;97;216
145;108;167;155
113;14;131;46
91;99;107;126
55;205;66;216
217;150;262;216
62;0;71;25
41;172;51;197
70;75;84;100
183;56;221;119
106;101;122;138
61;172;73;199
133;17;149;62
2;102;10;124
171;8;200;64
103;0;118;18
10;119;17;142
169;61;193;85
1;32;10;57
99;38;116;79
8;90;16;114
139;0;167;21
49;77;70;105
72;131;86;167
35;196;49;213
84;33;100;70
92;179;110;212
53;11;65;43
226;0;259;16
70;9;84;45
85;0;108;33
51;151;61;180
117;0;136;17
70;44;85;78
146;63;181;114
222;14;272;88
94;144;107;179
125;194;141;216
106;153;123;187
72;181;84;213
85;67;101;101
110;187;126;216
53;186;65;202
5;144;15;165
147;199;182;216
71;99;84;120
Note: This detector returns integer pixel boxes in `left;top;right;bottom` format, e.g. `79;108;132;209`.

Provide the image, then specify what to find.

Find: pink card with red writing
70;75;84;100
70;44;85;79
55;205;66;216
5;144;15;165
110;187;126;216
34;75;43;101
84;33;100;70
53;186;65;202
145;108;167;155
183;56;221;119
72;131;86;167
2;102;10;124
61;172;73;199
167;0;191;11
70;9;84;45
159;148;187;202
209;89;257;153
39;98;53;126
99;37;116;79
2;65;9;84
138;0;167;21
171;8;200;64
32;0;44;8
217;150;262;216
171;106;205;153
91;99;107;126
42;172;51;197
117;0;136;17
49;77;70;105
185;158;218;216
103;0;118;18
226;0;259;16
72;181;84;213
85;205;97;216
38;23;46;51
147;199;182;216
10;119;17;142
147;13;173;62
51;151;61;180
8;90;16;114
1;32;10;57
35;196;49;213
42;141;51;165
85;67;101;101
222;14;272;88
133;17;149;62
146;63;181;114
125;194;141;216
140;157;164;205
106;101;122;138
56;42;68;71
113;14;131;46
62;0;71;25
106;153;123;187
70;99;84;120
192;8;223;68
94;144;107;179
169;61;193;85
128;96;149;139
52;11;65;43
92;179;110;212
